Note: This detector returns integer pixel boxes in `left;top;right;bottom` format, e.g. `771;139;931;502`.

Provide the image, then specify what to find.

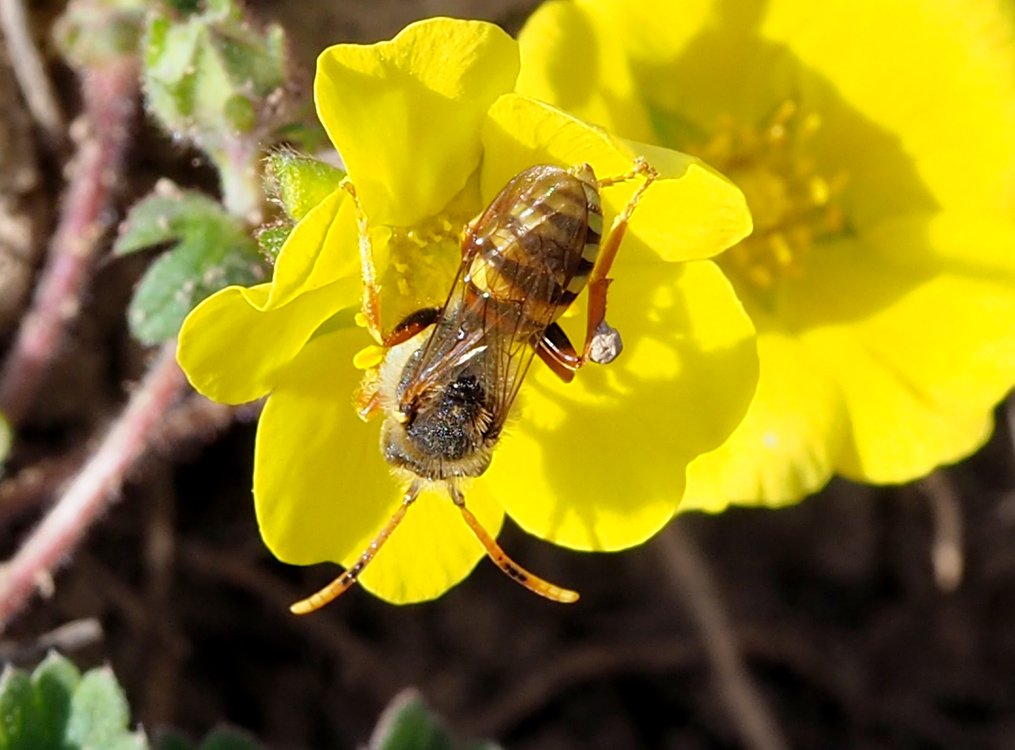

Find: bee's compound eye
589;321;623;365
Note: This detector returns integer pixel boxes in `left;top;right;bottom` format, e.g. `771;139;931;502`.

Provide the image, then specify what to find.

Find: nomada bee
291;158;657;614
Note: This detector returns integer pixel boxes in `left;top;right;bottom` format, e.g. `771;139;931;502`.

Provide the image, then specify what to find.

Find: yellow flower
177;18;757;603
520;0;1015;508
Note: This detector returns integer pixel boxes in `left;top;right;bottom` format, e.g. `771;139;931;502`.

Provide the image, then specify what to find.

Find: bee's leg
533;323;579;383
595;156;658;190
289;484;421;614
354;373;383;420
449;485;579;604
582;158;657;363
341;178;384;343
383;307;441;347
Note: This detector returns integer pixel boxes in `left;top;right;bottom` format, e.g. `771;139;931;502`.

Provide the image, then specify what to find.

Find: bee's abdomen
465;165;603;326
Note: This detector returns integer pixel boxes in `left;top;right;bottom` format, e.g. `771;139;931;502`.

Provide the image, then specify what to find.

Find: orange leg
342;178;384;343
449;485;579;603
289;486;420;614
533;323;578;383
534;158;657;380
583;158;657;362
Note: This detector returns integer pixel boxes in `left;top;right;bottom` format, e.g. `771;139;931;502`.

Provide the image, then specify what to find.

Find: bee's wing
467;172;591;431
406;165;590;429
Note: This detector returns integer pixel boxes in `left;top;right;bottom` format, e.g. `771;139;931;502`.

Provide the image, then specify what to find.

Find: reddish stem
0;343;186;631
0;57;137;426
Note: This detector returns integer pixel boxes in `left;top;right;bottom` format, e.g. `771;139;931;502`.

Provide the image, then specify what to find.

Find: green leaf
142;3;290;142
265;151;344;221
116;188;267;343
370;691;500;750
65;666;145;749
154;729;193;750
53;0;147;68
0;657;148;750
0;411;10;471
255;223;290;262
0;667;35;750
196;727;265;750
31;653;82;747
155;727;264;750
115;190;228;256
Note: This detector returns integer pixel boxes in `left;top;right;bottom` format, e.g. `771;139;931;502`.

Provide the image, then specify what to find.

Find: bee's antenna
289;484;421;614
449;485;580;604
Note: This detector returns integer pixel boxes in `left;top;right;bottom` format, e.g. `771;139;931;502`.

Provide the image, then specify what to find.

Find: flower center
378;183;480;325
690;100;847;302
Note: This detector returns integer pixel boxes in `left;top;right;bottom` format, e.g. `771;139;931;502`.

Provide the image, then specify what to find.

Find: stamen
688;98;848;297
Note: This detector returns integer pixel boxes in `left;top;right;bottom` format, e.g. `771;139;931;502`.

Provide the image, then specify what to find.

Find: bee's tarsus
452;485;580;604
289;485;420;615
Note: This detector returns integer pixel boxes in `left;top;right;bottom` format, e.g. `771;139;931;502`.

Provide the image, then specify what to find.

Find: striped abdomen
463;164;603;333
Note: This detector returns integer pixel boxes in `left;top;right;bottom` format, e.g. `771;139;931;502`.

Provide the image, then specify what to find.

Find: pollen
353;344;387;370
691;100;847;302
380;184;479;322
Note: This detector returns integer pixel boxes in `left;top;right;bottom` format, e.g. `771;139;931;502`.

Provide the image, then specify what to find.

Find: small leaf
155;727;263;750
117;187;267;343
128;230;264;344
31;652;82;747
197;727;265;750
115;188;228;256
0;667;34;749
265;150;344;221
0;411;10;470
255;223;290;262
154;729;194;750
0;657;147;750
65;667;134;747
142;2;290;144
369;690;499;750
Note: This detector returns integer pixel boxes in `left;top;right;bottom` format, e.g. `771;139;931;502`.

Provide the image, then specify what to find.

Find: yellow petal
254;323;503;604
481;94;751;263
762;0;1015;215
682;328;846;509
484;258;758;551
177;188;361;404
793;212;1015;482
517;0;716;142
266;187;360;309
357;481;503;604
315;18;518;227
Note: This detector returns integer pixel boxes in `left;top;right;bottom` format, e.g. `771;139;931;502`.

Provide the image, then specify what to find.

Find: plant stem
0;0;66;148
216;136;263;224
0;343;186;632
0;56;137;426
656;524;788;750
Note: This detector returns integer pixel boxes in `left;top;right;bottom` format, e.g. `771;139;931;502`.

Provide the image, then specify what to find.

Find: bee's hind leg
582;158;658;364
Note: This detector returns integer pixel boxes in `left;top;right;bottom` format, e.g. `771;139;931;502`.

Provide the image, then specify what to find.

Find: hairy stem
0;343;186;632
215;136;264;224
0;56;137;426
0;0;65;147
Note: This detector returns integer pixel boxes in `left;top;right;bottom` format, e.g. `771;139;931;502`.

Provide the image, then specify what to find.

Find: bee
290;158;657;614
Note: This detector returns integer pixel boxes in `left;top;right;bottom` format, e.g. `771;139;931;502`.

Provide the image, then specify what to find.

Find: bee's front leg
342;178;385;344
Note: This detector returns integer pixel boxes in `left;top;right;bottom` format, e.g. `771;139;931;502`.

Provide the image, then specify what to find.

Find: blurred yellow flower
178;18;757;603
520;0;1015;508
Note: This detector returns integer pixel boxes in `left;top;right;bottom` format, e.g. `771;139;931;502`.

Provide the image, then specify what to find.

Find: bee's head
379;343;497;481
